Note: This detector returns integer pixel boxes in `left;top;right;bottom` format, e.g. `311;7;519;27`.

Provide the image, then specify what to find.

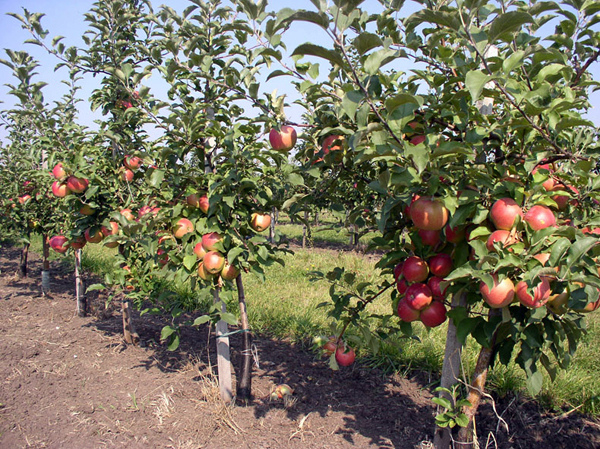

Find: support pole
214;286;233;403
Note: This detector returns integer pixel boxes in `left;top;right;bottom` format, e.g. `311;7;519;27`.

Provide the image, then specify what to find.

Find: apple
49;235;69;254
202;232;222;251
322;337;338;356
547;291;569;315
490;198;523;230
410;197;449;231
420;301;447;327
66;176;89;194
533;253;550;265
120;208;135;221
524;205;556;231
123;155;142;170
186;193;204;208
198;195;209;214
335;345;355;367
269;125;297;152
138;205;160;219
52;163;67;180
121;169;134;182
418;229;441;246
576;297;600;313
173;218;194;239
85;228;104;244
533;163;556;191
220;261;240;281
402;256;429;283
197;262;214;281
397;278;409;295
18;194;31;205
427;276;447;299
515;278;551;308
52;181;71;197
393;262;404;281
397;299;421;322
410;135;426;145
322;134;344;155
101;221;119;236
480;275;515;308
203;251;225;274
157;248;169;266
445;224;465;243
194;242;207;259
70;236;86;250
429;253;453;277
405;283;433;310
250;213;271;232
79;204;95;215
486;230;517;252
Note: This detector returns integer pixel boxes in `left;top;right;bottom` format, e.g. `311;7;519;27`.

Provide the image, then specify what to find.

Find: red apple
18;195;31;205
186;193;202;208
120;208;135;221
123;155;142;170
70;236;86;250
420;301;447;327
524;205;556;231
486;230;517;252
533;163;556;191
52;181;71;198
79;204;95;215
84;228;104;244
202;232;222;251
197;262;214;281
66;176;89;194
480;275;515;308
194;242;207;259
269;125;297;152
173;218;194;238
101;221;119;236
393;262;404;281
157;248;169;266
418;229;441;246
322;337;338;356
427;276;447;299
397;278;409;295
198;195;209;214
203;251;225;274
52;163;67;180
250;213;271;232
445;224;465;243
49;235;69;253
405;283;433;310
397;298;421;322
515;278;551;308
402;256;429;283
410;198;449;231
220;261;240;281
410;135;426;145
335;345;355;367
120;169;134;182
429;253;453;277
490;198;523;230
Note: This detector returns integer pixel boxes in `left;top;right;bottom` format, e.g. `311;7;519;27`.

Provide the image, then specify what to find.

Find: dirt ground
1;245;599;449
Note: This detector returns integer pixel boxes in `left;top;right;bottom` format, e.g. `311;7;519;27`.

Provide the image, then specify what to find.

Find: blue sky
0;0;598;142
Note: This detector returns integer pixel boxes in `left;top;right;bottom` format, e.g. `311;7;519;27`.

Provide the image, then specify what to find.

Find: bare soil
0;245;599;449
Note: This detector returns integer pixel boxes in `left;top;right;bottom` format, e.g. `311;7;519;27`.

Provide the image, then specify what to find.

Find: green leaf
488;12;534;41
149;169;165;188
432;397;452;409
385;93;422;114
341;90;364;118
86;283;105;292
353;32;383;55
220;312;238;326
183;255;197;271
526;370;544;395
161;325;176;341
465;70;491;103
292;43;344;67
167;334;180;351
364;48;397;75
502;50;525;73
193;315;211;326
566;237;598;273
284;10;330;29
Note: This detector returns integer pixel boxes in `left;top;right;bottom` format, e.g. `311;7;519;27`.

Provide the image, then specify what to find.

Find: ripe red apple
52;181;71;197
203;251;225;274
576;297;600;313
515;278;551;308
79;204;95;215
120;208;135;221
322;337;338;356
66;176;89;194
445;224;465;243
186;193;202;208
524;205;556;231
101;221;119;236
138;205;160;219
18;194;31;205
194;242;207;259
429;253;453;277
405;283;433;310
533;163;556;190
250;213;271;232
220;261;240;281
120;169;134;182
490;198;523;230
397;278;409;295
410;198;449;231
420;301;447;327
173;218;194;238
49;235;69;253
52;163;67;180
480;275;515;308
123;155;142;170
410;135;426;145
157;248;169;266
393;262;404;281
202;232;222;251
269;125;297;152
418;229;441;247
486;230;517;252
397;299;421;322
547;291;569;315
335;345;355;367
85;228;104;244
70;236;86;250
322;134;344;155
427;276;447;300
197;262;214;281
402;256;429;283
198;195;209;214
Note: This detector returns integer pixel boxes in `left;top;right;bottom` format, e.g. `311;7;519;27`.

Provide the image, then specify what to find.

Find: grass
16;230;600;416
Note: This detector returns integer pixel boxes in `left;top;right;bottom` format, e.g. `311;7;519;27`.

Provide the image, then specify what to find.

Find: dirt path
0;245;599;449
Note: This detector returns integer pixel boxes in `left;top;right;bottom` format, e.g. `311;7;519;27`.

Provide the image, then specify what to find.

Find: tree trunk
75;249;86;316
19;241;30;278
433;291;467;449
214;286;233;403
302;210;308;248
236;274;252;402
121;297;140;345
41;234;50;296
269;207;276;243
456;309;501;448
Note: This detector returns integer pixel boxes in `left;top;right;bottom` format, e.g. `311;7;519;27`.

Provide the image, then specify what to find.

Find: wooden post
214;286;233;403
269;207;276;243
433;291;467;449
302;210;309;248
41;234;50;296
236;274;252;401
75;249;86;316
121;296;140;345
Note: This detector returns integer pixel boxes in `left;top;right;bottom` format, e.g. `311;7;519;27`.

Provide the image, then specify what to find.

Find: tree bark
302;210;308;248
41;234;50;296
214;286;233;403
236;274;252;402
75;249;86;316
433;291;467;449
269;207;276;243
121;296;140;345
19;241;30;278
